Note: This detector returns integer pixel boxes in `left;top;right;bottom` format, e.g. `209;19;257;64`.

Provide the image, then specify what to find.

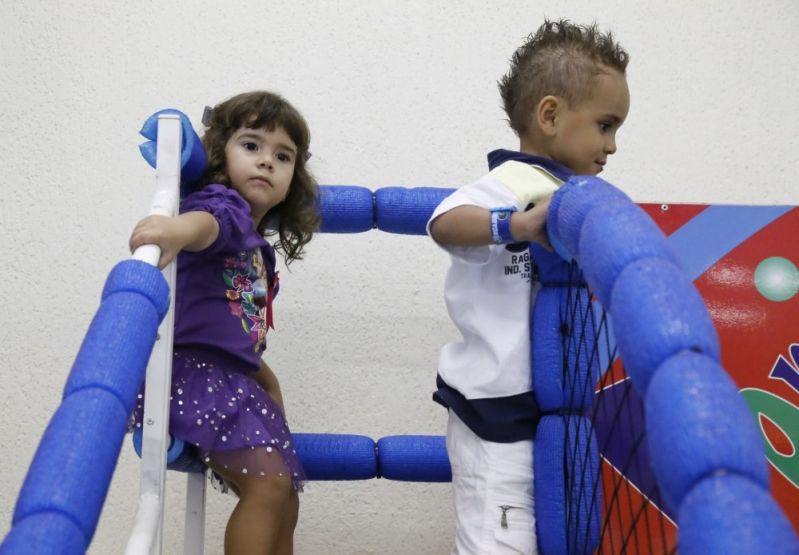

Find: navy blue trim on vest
487;149;573;182
433;375;541;443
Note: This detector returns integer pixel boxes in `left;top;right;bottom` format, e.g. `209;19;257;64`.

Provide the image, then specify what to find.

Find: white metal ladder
125;115;207;555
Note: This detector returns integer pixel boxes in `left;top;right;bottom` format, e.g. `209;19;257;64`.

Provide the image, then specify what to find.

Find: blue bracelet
489;207;516;244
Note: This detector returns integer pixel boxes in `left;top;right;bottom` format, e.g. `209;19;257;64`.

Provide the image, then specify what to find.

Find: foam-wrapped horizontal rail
376;435;451;482
319;185;375;232
1;261;168;553
374;187;454;235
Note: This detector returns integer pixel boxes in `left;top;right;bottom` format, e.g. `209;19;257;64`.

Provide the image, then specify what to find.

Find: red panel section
639;203;708;236
599;458;678;555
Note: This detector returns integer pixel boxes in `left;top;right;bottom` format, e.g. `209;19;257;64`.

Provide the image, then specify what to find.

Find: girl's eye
276;152;292;163
243;142;258;151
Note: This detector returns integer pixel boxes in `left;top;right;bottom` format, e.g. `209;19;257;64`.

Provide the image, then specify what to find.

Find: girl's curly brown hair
195;91;320;265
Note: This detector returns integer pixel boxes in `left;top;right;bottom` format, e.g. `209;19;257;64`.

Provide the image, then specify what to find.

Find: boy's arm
129;211;220;269
429;197;552;249
254;359;285;416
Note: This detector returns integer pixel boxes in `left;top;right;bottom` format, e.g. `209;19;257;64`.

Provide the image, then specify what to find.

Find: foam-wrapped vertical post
530;243;586;287
609;257;720;394
644;351;769;512
319;185;375;233
532;288;565;412
535;415;567;555
293;433;378;480
678;474;799;554
376;435;451;482
535;415;601;555
564;416;601;555
374;187;455;235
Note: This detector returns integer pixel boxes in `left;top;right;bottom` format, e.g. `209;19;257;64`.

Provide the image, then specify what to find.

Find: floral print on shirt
223;249;268;352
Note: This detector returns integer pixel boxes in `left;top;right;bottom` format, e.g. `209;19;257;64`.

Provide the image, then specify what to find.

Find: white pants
446;411;537;555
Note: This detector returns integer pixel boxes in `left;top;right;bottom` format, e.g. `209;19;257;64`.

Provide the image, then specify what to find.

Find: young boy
427;19;630;554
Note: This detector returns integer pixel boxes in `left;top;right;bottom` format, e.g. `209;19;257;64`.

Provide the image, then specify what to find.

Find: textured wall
1;1;797;554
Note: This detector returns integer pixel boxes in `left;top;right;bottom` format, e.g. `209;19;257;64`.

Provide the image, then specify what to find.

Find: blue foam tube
63;261;168;413
12;389;129;543
533;286;599;412
535;415;566;555
609;257;720;395
374;187;454;235
578;200;678;310
319;185;375;233
0;512;87;555
376;435;451;482
678;473;799;554
138;109;208;197
293;433;378;480
645;351;769;511
549;176;632;261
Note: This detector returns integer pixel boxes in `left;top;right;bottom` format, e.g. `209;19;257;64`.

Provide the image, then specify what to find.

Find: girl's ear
535;95;561;137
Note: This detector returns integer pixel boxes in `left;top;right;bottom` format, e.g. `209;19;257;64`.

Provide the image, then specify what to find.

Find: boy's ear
536;95;560;136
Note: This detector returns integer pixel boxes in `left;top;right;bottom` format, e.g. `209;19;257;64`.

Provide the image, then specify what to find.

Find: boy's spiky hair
499;19;629;135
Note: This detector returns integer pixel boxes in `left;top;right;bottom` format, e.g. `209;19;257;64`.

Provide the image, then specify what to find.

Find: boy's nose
605;137;617;154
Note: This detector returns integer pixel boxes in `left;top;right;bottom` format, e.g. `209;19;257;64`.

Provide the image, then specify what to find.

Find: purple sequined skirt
132;349;305;491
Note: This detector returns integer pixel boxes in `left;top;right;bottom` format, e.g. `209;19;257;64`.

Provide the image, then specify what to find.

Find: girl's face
224;123;297;223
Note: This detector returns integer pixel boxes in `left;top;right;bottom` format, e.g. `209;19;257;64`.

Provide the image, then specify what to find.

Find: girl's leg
209;461;296;555
274;488;299;555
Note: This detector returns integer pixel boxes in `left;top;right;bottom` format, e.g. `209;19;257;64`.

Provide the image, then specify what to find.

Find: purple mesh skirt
132;349;305;491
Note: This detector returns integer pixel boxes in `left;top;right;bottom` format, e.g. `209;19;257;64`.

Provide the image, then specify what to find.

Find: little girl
129;90;320;555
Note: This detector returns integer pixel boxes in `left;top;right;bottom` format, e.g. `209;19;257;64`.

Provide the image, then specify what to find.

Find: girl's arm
429;196;552;249
129;211;220;269
254;359;286;417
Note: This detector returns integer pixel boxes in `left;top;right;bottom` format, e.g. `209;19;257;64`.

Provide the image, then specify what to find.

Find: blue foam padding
645;351;769;512
376;435;451;482
546;187;572;260
293;433;377;480
374;187;454;235
319;185;375;233
131;429;205;474
533;287;599;412
532;288;564;412
578;200;678;310
139;109;208;198
609;257;721;395
678;473;799;555
530;243;586;286
551;176;632;261
0;512;87;554
63;292;160;414
101;260;170;320
13;389;129;542
564;416;602;555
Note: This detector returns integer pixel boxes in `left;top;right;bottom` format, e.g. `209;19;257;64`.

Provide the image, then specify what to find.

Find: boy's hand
511;196;552;250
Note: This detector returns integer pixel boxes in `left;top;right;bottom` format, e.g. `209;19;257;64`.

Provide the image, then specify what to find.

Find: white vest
428;161;562;400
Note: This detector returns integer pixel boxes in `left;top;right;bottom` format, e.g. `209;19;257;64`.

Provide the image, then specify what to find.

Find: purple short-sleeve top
173;185;278;371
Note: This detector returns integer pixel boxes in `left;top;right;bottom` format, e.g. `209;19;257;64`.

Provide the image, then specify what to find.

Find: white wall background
1;1;797;554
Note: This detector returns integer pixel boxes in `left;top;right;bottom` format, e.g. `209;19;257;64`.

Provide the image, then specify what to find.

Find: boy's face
548;71;630;175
